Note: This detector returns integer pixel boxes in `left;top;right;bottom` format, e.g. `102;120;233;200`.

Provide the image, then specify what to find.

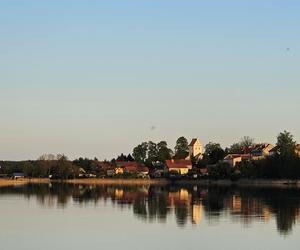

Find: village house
250;143;274;160
116;161;149;176
165;159;192;175
12;172;25;180
296;144;300;157
188;138;203;160
223;154;250;167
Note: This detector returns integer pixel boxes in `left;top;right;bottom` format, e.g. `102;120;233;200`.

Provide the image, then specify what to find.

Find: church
187;138;203;160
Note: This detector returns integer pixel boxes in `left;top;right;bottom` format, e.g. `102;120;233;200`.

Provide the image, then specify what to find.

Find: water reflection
1;183;300;235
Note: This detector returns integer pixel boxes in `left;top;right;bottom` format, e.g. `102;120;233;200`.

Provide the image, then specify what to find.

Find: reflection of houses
223;154;250;167
165;160;192;175
231;195;242;213
250;144;274;160
188;138;203;160
192;204;202;224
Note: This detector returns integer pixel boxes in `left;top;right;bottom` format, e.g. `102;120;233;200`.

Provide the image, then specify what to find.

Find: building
296;144;300;157
250;143;274;160
116;161;149;176
12;173;25;180
223;154;250;167
165;159;192;175
188;138;203;160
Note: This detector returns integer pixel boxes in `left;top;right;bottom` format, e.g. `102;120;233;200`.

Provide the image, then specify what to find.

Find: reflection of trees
1;184;300;235
175;205;188;226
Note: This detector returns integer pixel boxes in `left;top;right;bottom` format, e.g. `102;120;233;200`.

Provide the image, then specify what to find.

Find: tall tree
228;143;242;154
157;141;173;162
277;131;296;158
204;142;225;164
133;142;148;163
240;136;255;152
147;141;159;163
174;136;189;159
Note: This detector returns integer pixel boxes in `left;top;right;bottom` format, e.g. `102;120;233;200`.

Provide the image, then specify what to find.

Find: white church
187;138;203;160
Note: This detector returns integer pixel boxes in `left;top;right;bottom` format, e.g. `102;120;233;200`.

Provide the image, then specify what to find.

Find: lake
0;183;300;250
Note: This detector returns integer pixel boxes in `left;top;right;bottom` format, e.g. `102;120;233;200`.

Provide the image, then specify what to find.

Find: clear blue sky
0;0;299;160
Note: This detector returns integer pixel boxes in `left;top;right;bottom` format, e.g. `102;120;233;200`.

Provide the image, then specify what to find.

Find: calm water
0;183;300;250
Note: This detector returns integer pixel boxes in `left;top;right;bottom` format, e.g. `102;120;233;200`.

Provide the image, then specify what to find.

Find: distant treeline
0;130;299;180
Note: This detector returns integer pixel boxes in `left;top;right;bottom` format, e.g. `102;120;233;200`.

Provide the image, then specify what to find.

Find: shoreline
1;178;300;188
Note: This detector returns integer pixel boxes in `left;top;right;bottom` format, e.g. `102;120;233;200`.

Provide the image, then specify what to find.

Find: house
224;154;250;167
165;159;192;175
12;173;25;180
188;138;203;160
250;143;274;160
296;144;300;157
116;161;149;176
269;146;279;156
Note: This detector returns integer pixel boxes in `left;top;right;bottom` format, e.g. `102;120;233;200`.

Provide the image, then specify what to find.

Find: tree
228;143;242;154
116;153;128;162
204;142;225;164
240;136;255;148
54;155;76;179
205;142;222;156
276;131;296;158
133;142;148;163
147;141;159;163
174;136;189;159
157;141;173;162
127;154;134;162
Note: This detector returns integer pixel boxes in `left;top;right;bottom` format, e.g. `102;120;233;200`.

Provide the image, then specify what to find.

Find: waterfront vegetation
0;130;300;180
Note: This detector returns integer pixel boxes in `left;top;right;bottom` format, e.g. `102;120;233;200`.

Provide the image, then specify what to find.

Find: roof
224;154;242;160
13;173;25;176
269;146;279;152
224;154;250;160
166;159;192;169
251;143;273;153
116;161;148;172
189;138;198;147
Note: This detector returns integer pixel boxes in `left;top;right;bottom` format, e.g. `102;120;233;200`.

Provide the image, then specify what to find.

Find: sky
0;0;299;160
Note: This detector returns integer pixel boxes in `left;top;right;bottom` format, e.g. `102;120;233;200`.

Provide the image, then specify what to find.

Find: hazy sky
1;0;299;160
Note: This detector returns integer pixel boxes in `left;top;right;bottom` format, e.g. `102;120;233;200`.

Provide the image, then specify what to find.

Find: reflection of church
192;204;202;224
167;187;203;225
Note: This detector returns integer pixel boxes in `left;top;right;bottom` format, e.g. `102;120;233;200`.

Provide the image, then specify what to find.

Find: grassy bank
63;178;169;185
0;178;50;187
1;178;300;188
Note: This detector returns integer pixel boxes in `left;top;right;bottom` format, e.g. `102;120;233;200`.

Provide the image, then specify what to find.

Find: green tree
276;131;296;158
147;141;159;163
157;141;173;162
133;142;148;163
204;142;225;164
174;136;189;159
228;143;242;154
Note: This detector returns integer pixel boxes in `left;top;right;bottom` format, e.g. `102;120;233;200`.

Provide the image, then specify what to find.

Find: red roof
116;161;148;173
189;138;198;147
166;159;192;169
